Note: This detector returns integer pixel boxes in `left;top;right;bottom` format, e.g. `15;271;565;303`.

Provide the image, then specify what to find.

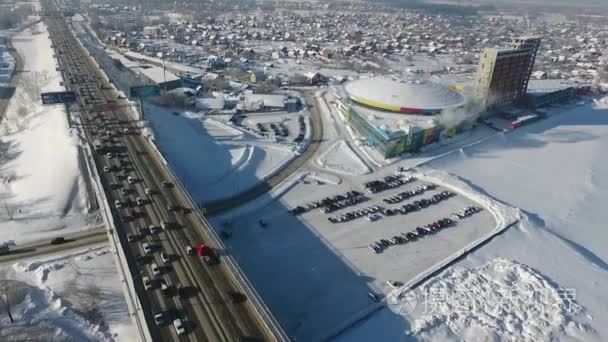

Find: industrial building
475;37;541;108
334;77;474;158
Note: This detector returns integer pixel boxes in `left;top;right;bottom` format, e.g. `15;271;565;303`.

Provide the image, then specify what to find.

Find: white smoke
437;97;485;129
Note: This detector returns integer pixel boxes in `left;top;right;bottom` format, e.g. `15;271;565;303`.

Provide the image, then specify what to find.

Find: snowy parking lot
211;167;508;340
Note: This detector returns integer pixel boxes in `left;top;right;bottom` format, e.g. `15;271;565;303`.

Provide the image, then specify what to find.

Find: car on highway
151;263;161;276
127;176;135;184
144;188;153;196
161;180;172;188
160;220;169;230
142;276;152;290
142;242;152;254
159;279;170;296
160;252;170;264
103;166;110;172
173;318;186;335
127;234;138;243
136;197;144;206
106;152;114;158
50;237;67;245
176;283;186;299
153;312;164;326
149;225;161;235
120;188;130;196
135;254;150;265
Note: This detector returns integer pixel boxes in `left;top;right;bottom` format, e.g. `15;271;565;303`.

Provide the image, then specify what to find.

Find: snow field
0;22;89;244
143;103;293;203
1;246;135;342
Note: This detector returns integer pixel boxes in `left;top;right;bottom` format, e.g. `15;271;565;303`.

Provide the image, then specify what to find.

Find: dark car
416;227;429;236
50;237;67;245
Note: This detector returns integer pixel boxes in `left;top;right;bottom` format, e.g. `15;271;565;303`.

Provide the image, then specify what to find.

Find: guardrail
144;136;290;342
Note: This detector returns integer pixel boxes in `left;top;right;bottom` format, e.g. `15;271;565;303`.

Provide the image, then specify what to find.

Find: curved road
204;90;324;215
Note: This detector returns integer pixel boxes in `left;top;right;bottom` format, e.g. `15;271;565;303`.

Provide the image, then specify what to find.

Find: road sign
41;91;76;105
130;85;160;98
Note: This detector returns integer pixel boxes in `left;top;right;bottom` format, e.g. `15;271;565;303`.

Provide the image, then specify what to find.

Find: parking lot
290;174;495;289
212;169;498;339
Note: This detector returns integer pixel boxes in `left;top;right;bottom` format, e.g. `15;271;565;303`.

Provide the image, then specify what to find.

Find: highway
0;227;107;265
41;1;287;341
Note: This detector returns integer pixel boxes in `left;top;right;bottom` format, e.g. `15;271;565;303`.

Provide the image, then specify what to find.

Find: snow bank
3;246;135;341
592;96;608;109
410;258;594;341
0;22;89;244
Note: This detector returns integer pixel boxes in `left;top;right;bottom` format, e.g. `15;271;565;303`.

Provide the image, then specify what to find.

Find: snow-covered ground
211;164;513;340
331;98;608;341
143;103;295;203
0;22;90;245
0;245;135;342
316;140;371;175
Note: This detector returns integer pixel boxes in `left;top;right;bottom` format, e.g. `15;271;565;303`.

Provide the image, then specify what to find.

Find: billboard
41;91;76;105
130;85;160;98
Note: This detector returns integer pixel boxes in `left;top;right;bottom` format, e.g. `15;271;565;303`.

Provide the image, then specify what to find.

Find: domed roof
345;77;465;113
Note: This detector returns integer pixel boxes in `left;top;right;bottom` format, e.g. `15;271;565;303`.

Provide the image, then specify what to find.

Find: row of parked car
382;184;437;204
328;190;456;223
288;190;367;215
382;191;457;216
369;217;456;254
452;206;483;220
294;115;306;143
328;205;384;223
363;174;414;194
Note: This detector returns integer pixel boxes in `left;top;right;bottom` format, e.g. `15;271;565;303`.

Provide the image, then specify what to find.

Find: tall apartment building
475;37;541;108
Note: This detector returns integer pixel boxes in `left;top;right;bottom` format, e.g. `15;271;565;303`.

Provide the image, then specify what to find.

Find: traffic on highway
41;0;287;341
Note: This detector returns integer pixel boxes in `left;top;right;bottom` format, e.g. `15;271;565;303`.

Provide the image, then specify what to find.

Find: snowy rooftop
527;79;580;94
131;64;180;84
123;50;205;75
345;77;465;111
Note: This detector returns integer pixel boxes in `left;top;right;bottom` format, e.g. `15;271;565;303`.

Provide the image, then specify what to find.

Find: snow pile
317;140;371;175
2;246;135;341
411;258;594;341
592;96;608;109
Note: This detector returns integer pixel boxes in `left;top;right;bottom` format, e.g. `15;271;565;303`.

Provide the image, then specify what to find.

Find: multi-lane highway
41;1;287;341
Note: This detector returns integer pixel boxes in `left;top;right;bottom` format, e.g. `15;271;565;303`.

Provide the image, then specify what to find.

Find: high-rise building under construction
474;37;541;108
